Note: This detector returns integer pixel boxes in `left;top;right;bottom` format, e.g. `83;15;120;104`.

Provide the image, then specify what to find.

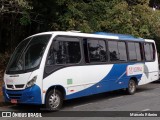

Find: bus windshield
6;34;51;74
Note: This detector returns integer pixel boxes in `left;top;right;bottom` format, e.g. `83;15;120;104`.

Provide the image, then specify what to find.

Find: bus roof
30;31;147;42
94;32;144;41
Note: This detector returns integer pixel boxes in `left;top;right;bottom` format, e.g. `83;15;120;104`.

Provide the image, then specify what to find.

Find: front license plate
11;99;17;104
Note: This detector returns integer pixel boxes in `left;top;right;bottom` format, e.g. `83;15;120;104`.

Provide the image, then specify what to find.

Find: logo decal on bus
67;79;73;85
127;64;144;76
6;79;13;84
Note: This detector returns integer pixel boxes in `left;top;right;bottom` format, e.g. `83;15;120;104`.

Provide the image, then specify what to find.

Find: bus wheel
46;89;63;111
126;79;136;95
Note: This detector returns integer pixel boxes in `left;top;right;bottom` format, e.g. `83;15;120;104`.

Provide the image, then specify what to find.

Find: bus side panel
42;60;159;102
138;62;159;85
65;63;143;100
43;63;144;101
42;65;113;103
138;41;159;85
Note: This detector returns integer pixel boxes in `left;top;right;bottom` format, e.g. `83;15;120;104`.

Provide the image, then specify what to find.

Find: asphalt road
1;81;160;120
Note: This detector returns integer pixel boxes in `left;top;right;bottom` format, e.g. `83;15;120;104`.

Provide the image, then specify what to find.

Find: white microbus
2;31;159;111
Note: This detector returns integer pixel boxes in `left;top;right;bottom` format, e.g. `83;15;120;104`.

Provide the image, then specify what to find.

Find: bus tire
45;89;63;111
126;79;136;95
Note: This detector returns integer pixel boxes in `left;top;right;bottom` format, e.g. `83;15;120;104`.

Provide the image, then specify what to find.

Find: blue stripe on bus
94;32;144;41
66;63;143;100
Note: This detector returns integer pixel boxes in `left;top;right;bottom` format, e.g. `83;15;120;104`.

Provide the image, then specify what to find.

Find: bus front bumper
2;85;42;104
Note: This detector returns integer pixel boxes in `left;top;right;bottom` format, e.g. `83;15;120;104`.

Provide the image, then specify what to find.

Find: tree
0;0;160;53
0;0;32;52
57;0;160;41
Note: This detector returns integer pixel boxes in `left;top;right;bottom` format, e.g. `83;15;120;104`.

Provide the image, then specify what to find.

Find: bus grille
7;93;22;100
7;85;13;89
7;84;25;89
15;84;24;88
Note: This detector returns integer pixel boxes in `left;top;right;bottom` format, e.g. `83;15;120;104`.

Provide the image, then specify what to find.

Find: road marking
141;108;150;111
73;103;93;108
134;109;150;114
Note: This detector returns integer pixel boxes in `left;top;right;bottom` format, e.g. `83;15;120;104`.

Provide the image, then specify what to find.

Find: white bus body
2;31;159;110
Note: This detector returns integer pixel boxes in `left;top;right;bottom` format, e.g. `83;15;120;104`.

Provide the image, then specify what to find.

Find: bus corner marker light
43;90;46;93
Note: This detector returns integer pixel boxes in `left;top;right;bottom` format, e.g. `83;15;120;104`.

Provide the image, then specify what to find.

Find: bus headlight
26;76;37;88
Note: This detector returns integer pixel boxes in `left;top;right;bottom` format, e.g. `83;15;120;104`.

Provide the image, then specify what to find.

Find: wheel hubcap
129;81;135;93
49;93;60;109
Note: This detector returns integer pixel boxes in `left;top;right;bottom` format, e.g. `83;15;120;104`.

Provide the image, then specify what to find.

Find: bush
0;52;10;68
0;52;10;80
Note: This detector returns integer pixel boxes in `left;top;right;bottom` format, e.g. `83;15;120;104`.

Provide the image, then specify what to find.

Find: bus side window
86;39;107;63
108;41;119;61
118;41;127;61
108;41;127;62
128;42;137;61
128;42;142;61
47;37;81;65
135;42;142;61
83;39;90;63
46;42;56;65
144;43;155;61
55;41;81;64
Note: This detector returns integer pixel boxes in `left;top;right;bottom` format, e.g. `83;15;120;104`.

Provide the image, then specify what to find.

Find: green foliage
1;0;160;54
0;53;10;67
16;0;33;9
20;12;31;25
55;0;160;39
